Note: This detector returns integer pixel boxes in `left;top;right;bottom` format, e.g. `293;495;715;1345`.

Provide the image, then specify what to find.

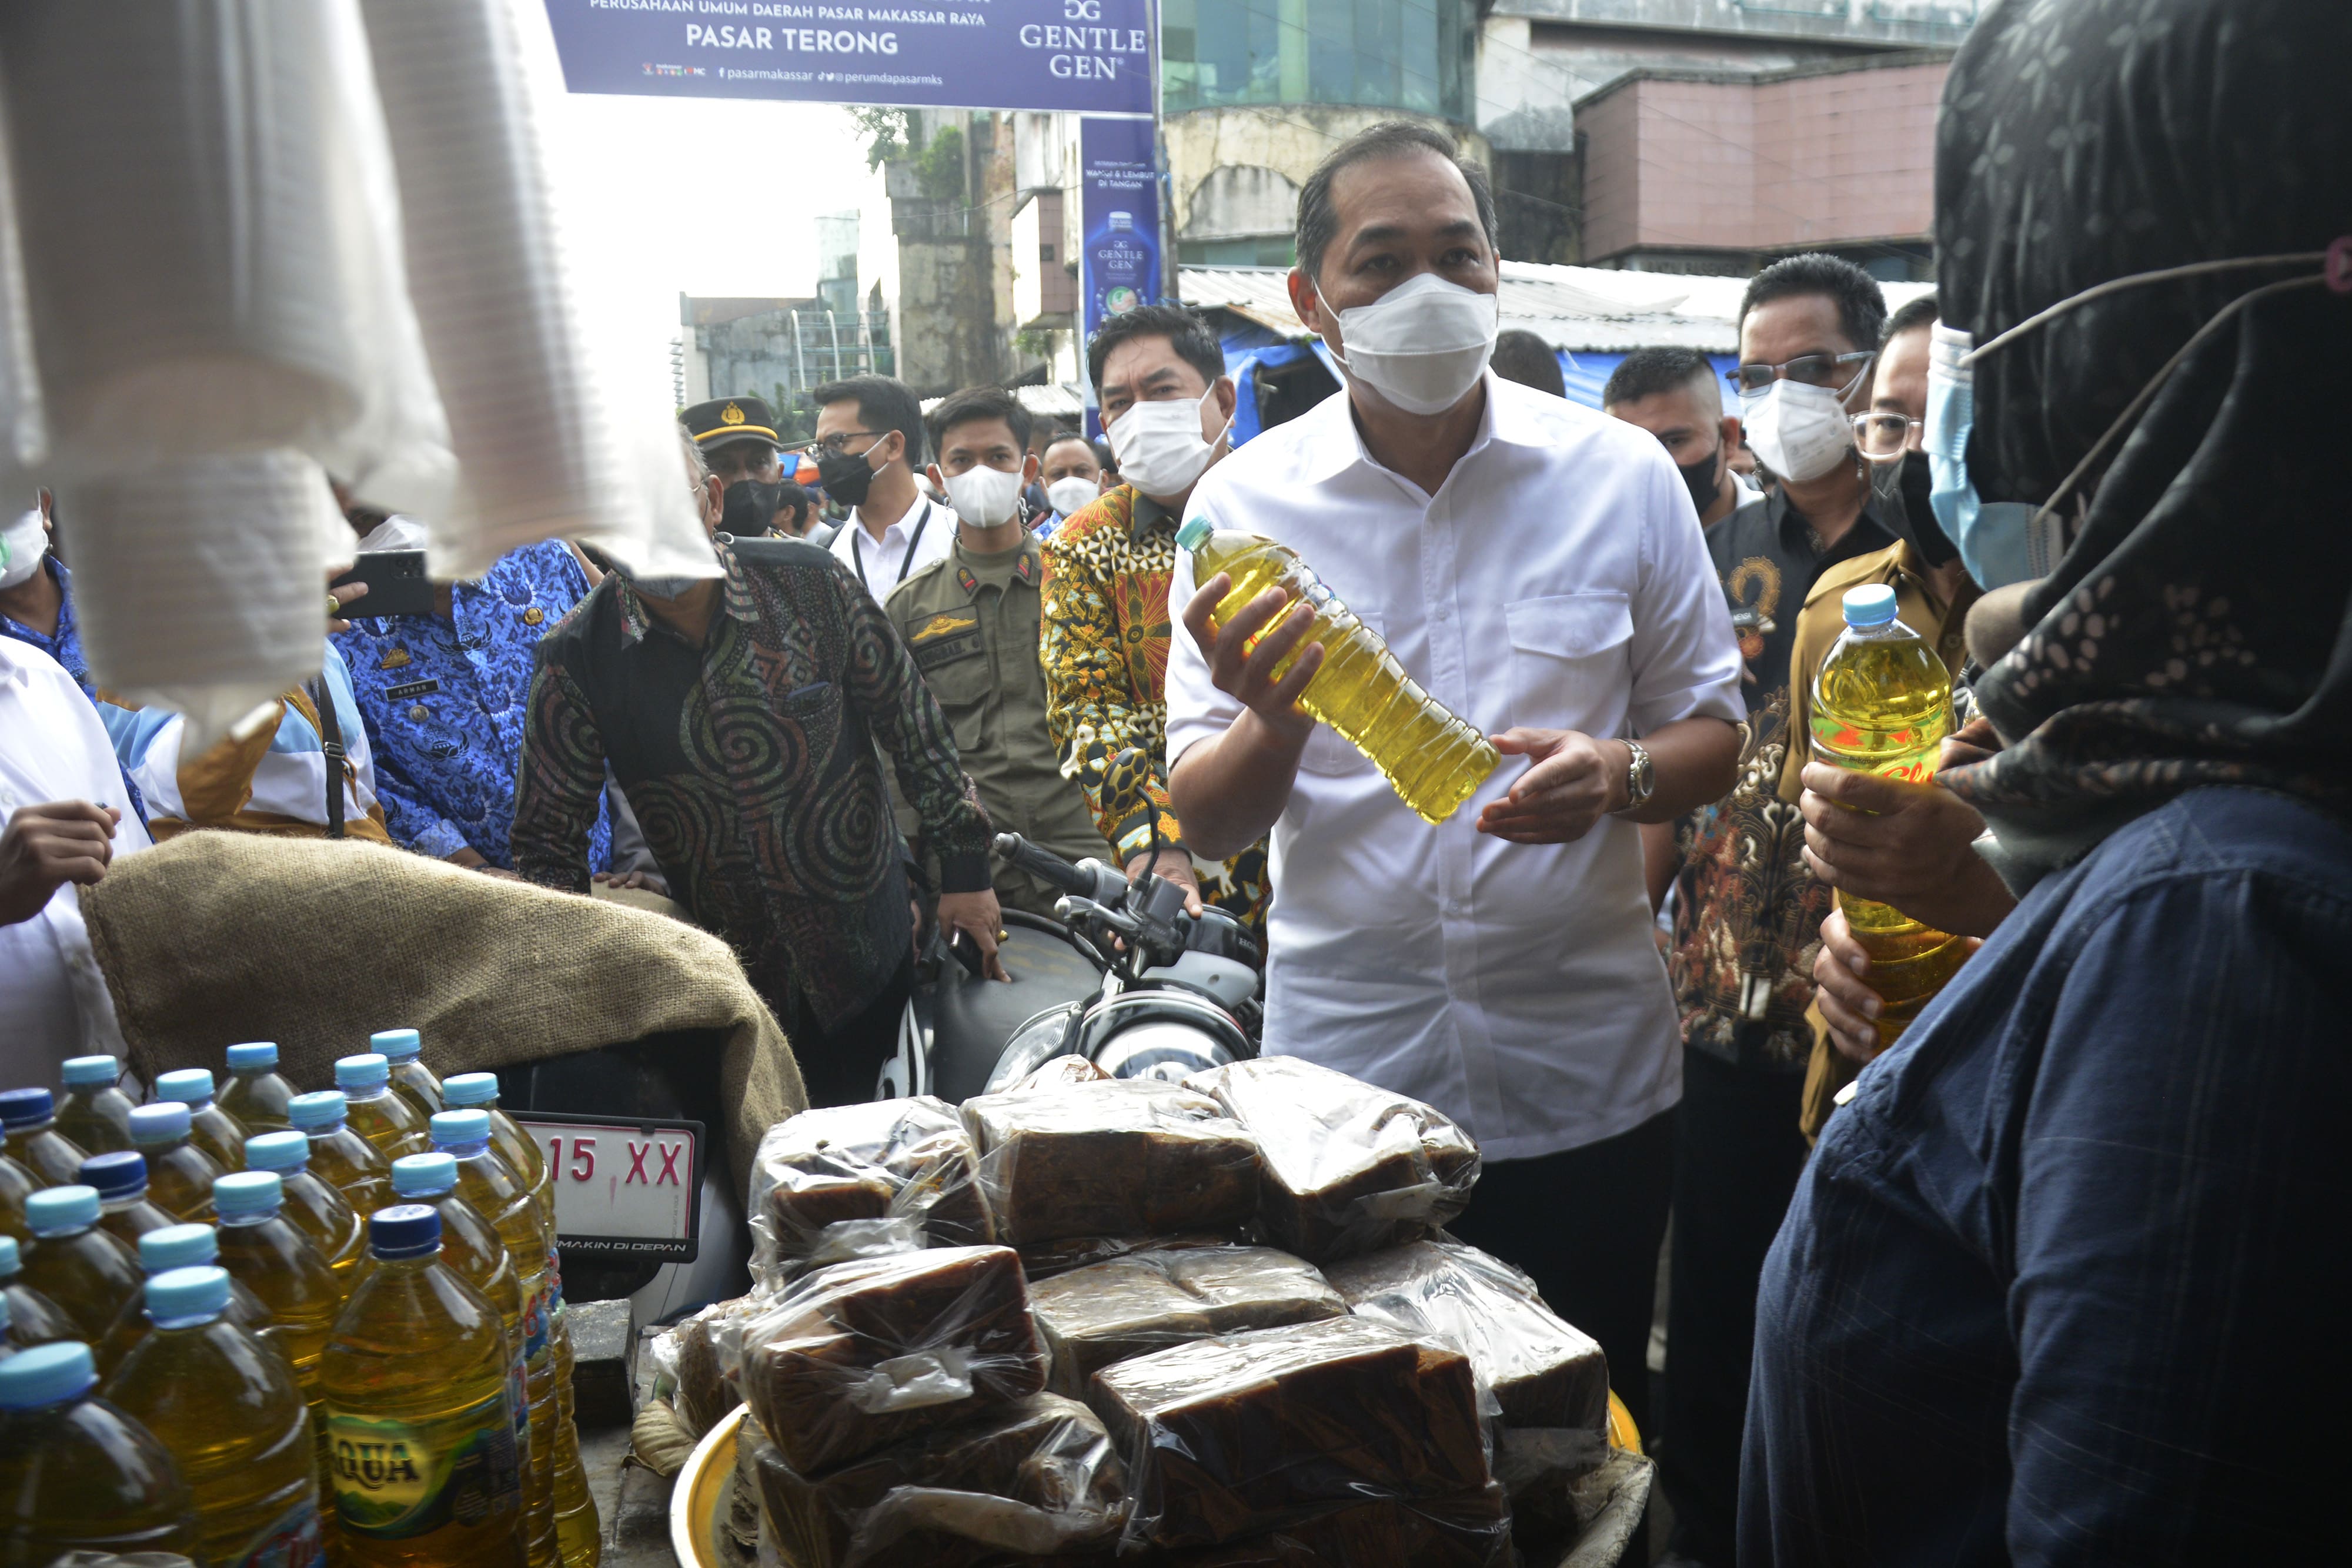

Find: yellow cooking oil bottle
373;1029;446;1121
337;1055;431;1164
1;1088;91;1187
96;1222;281;1375
19;1186;142;1343
246;1131;367;1295
219;1042;300;1134
81;1152;176;1252
0;1340;201;1562
153;1069;249;1174
99;1265;329;1568
1810;584;1973;1048
0;1150;35;1245
1173;517;1498;824
323;1204;527;1568
127;1102;227;1223
56;1057;137;1154
441;1074;553;1235
289;1089;400;1221
213;1168;343;1540
0;1235;75;1348
547;1303;600;1568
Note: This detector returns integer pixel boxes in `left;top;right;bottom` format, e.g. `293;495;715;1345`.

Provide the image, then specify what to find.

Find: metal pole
792;309;806;392
1151;0;1175;305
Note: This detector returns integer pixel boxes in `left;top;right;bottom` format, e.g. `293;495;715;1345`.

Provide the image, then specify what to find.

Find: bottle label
328;1386;521;1540
222;1494;329;1568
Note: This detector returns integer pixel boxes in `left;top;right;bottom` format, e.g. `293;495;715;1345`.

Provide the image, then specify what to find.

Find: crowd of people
2;0;2344;1557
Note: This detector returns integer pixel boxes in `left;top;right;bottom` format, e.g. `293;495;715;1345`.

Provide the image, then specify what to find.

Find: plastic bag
1005;1055;1110;1094
1030;1245;1344;1398
1162;1482;1514;1567
659;1294;772;1441
747;1098;995;1284
735;1246;1048;1476
1189;1057;1479;1263
1018;1230;1246;1282
1089;1315;1491;1550
743;1392;1128;1568
961;1078;1260;1247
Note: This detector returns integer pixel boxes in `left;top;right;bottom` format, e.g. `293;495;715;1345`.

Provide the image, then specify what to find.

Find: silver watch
1618;738;1655;813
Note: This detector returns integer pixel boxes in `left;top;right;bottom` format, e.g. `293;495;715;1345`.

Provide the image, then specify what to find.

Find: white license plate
511;1113;703;1261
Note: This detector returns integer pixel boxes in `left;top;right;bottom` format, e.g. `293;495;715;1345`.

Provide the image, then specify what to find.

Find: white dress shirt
1166;375;1743;1161
828;494;950;603
0;640;150;1086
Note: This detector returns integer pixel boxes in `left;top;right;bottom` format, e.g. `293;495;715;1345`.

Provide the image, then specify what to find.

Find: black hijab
1932;0;2352;890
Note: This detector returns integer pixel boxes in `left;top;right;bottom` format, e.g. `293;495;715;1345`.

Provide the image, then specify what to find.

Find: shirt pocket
1504;593;1634;734
1297;606;1382;777
917;644;992;755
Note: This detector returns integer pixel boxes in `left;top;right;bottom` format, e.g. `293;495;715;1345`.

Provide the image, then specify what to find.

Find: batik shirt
510;535;993;1028
1038;484;1269;936
333;539;609;871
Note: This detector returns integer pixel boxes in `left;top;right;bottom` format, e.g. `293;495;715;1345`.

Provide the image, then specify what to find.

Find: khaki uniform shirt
887;533;1111;918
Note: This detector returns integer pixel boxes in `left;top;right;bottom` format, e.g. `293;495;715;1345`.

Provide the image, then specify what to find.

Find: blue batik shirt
333;539;609;870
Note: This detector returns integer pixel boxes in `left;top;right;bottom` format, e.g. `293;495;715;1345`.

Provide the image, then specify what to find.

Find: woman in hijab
1741;2;2352;1562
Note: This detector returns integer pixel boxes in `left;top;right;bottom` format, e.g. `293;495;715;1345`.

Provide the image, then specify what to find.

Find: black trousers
783;954;916;1108
1445;1103;1677;1436
1661;1044;1810;1565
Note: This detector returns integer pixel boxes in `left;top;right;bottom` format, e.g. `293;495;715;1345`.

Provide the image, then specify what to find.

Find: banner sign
1078;115;1161;436
544;0;1154;115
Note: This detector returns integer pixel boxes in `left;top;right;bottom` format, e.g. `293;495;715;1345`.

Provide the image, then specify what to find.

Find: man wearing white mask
1040;304;1268;937
1163;121;1743;1431
887;387;1108;918
1034;431;1102;538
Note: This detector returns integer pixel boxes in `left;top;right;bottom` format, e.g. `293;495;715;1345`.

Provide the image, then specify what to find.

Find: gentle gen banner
544;0;1155;115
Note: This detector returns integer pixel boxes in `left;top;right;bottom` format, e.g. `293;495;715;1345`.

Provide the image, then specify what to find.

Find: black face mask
1676;444;1723;516
816;446;880;508
721;478;786;537
1870;447;1958;569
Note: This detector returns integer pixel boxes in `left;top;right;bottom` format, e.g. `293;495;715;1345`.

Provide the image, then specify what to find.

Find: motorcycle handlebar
994;832;1096;897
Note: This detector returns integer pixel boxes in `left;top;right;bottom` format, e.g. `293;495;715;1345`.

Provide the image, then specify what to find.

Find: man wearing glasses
807;375;952;603
1653;252;1897;1568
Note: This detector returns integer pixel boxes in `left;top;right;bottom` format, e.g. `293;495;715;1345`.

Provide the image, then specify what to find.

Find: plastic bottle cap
286;1091;348;1132
61;1056;119;1088
25;1185;99;1235
146;1265;229;1325
225;1042;279;1071
0;1342;96;1409
0;1088;54;1127
153;1069;216;1105
1842;584;1899;627
1174;516;1211;551
369;1203;441;1260
371;1029;423;1064
139;1223;219;1272
390;1153;459;1198
440;1072;501;1108
429;1109;492;1152
77;1151;146;1201
244;1131;310;1174
335;1054;389;1092
0;1235;18;1276
128;1102;192;1145
212;1171;283;1220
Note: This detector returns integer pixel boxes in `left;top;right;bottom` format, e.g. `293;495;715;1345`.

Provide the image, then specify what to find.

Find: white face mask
1045;476;1098;518
1739;377;1859;483
943;463;1025;529
0;509;46;590
1329;272;1500;416
1107;385;1230;500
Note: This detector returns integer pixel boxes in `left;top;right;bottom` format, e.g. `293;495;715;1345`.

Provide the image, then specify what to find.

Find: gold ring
325;593;342;618
995;929;1008;941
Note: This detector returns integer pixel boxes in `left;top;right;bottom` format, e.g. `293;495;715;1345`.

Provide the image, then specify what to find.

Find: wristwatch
1618;738;1655;813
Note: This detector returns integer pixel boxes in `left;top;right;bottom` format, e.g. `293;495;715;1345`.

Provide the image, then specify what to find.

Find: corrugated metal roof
919;383;1089;419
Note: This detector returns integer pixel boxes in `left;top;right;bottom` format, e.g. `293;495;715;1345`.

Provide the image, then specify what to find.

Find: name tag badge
385;678;442;701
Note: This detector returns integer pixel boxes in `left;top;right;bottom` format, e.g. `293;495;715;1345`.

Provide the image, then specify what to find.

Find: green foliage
913;126;965;200
846;106;914;171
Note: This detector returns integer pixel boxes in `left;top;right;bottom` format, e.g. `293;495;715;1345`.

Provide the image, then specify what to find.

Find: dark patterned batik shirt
511;534;992;1027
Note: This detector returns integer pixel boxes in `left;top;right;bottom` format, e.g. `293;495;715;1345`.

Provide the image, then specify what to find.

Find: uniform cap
681;394;782;451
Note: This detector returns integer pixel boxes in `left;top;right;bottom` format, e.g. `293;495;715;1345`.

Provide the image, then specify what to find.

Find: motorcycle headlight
981;1004;1083;1095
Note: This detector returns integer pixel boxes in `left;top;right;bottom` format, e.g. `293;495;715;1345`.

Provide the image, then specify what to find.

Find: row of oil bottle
0;1032;598;1568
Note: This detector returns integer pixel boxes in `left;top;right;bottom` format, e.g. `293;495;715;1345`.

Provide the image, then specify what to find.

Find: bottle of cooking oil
0;1235;75;1348
152;1069;249;1174
1174;518;1499;824
287;1090;400;1220
244;1131;366;1297
441;1074;553;1235
0;1151;36;1245
213;1169;342;1514
56;1057;137;1154
218;1042;299;1134
323;1205;527;1568
0;1297;13;1363
336;1055;430;1164
1810;584;1974;1048
0;1341;202;1562
81;1152;176;1251
373;1029;446;1120
126;1102;226;1224
18;1186;141;1343
547;1303;600;1568
95;1222;280;1375
0;1088;92;1187
99;1265;329;1568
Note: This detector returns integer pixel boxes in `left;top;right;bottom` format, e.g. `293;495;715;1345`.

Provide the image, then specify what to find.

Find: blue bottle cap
369;1204;440;1260
335;1054;389;1092
440;1072;501;1109
139;1223;219;1272
1842;584;1899;627
61;1056;119;1088
1174;515;1212;551
0;1235;18;1276
244;1131;311;1174
153;1069;216;1105
371;1029;423;1064
391;1153;459;1198
146;1265;230;1326
212;1171;283;1220
25;1185;99;1235
128;1101;192;1145
78;1151;146;1201
286;1091;348;1132
0;1342;96;1409
225;1042;279;1071
0;1088;54;1127
429;1110;492;1152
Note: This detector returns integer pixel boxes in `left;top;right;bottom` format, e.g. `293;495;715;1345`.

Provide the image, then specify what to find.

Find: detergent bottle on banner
81;1151;176;1251
99;1265;329;1568
322;1205;527;1568
0;1234;76;1348
219;1042;300;1133
0;1088;92;1187
286;1090;400;1220
372;1029;446;1121
1809;584;1973;1048
152;1068;250;1173
18;1185;142;1342
127;1101;227;1222
336;1055;431;1163
95;1221;279;1375
0;1341;201;1563
245;1131;368;1295
441;1073;554;1235
56;1056;137;1153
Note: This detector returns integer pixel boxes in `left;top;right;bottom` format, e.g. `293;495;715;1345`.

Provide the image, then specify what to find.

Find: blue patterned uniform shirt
333;539;609;870
0;557;87;688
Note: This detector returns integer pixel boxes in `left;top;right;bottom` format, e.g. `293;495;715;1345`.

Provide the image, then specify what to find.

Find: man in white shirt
1165;122;1743;1427
0;639;150;1085
813;374;952;602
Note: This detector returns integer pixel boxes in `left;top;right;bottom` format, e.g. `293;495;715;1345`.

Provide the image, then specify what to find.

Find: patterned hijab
1932;0;2352;891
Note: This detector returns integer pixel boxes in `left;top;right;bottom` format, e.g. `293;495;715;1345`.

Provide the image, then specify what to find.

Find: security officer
681;393;797;537
886;386;1110;917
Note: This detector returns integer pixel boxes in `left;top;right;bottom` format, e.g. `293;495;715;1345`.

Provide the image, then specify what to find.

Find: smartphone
331;549;435;618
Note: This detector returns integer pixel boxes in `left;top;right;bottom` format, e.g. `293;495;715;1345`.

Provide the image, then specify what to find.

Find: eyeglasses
1852;412;1923;461
801;430;886;459
1730;351;1875;395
